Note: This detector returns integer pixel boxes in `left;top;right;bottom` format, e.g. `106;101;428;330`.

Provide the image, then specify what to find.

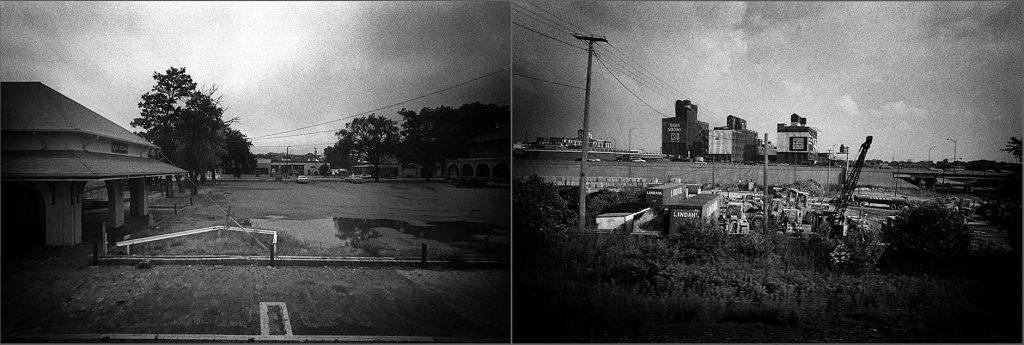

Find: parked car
631;158;646;163
296;175;309;184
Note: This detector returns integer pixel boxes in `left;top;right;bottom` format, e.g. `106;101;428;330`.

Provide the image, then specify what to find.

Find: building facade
776;113;819;164
709;115;759;163
662;99;708;160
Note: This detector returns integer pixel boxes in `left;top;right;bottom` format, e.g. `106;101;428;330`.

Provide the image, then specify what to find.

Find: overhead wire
248;67;508;140
595;52;670;118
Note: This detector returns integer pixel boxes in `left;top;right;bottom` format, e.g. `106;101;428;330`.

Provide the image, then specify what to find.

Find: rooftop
1;82;155;148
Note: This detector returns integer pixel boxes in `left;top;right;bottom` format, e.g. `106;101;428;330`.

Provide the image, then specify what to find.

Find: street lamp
928;146;936;163
946;138;957;163
628;127;637;151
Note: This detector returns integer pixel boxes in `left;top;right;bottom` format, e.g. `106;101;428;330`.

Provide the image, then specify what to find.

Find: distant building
445;124;510;181
709;115;759;163
776;113;819;164
662;100;708;160
757;139;778;162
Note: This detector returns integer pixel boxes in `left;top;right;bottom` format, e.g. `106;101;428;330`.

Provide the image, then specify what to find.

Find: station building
662;100;708;161
709;115;759;163
775;113;819;164
1;82;185;248
445;124;510;181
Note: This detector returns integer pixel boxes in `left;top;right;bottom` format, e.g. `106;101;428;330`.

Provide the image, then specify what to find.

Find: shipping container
645;183;686;207
665;193;722;236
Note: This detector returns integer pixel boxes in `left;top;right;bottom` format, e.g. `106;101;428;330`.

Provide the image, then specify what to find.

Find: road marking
259;302;293;336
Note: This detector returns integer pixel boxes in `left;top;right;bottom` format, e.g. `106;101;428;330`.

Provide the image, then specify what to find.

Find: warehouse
776;113;819;164
664;193;722;236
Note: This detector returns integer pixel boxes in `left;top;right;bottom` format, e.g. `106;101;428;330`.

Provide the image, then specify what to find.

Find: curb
1;333;509;343
97;255;508;269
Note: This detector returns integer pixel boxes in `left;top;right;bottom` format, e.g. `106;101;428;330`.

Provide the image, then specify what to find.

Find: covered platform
2;82;185;249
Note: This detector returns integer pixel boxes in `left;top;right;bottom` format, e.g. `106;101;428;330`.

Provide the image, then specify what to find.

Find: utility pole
575;34;607;233
763;133;769;234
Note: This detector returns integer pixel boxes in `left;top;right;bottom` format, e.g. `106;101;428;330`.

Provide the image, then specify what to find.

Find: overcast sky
1;1;509;155
513;1;1022;162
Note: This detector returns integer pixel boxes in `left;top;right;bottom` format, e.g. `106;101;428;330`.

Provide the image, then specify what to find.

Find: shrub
884;201;970;258
673;218;727;264
834;223;888;274
513;175;577;248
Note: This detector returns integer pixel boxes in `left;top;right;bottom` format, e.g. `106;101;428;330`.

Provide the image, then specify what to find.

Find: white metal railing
114;225;277;255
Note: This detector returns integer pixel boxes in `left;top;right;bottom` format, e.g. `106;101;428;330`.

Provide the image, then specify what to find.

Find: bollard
270;245;276;267
147;213;154;226
421;243;427;267
101;221;108;256
190;197;193;206
92;241;99;266
174;203;178;215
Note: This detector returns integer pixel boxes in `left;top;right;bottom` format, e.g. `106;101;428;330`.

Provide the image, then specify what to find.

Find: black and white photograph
511;1;1021;342
2;0;1022;344
1;1;510;342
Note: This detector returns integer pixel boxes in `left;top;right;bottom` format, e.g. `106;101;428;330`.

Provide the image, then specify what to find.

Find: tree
334;114;399;182
513;175;577;249
883;201;971;262
173;86;229;194
222;128;255;178
132;67;198;192
397;107;442;180
318;163;330;176
323;145;358;172
1002;137;1021;163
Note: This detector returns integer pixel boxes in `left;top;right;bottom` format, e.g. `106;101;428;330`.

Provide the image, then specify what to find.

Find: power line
512;4;577;36
514;73;585;90
513;22;587;51
595;53;670;118
525;2;590;35
249;67;508;140
594;47;679;103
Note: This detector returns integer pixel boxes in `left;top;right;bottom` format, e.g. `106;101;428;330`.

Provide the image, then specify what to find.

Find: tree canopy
1002;137;1021;163
131;67;241;194
333;114;399;182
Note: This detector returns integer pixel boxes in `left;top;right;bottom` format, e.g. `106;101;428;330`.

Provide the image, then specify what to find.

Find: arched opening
1;182;46;261
493;163;509;180
448;164;459;177
461;164;474;177
476;164;490;178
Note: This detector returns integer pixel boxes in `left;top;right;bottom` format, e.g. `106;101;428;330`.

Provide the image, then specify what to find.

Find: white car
296;175;309;184
631;158;646;163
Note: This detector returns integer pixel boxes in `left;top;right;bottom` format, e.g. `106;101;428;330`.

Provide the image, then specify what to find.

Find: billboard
663;120;682;143
789;136;807;151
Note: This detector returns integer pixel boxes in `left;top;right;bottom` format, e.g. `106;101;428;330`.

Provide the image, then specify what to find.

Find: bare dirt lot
120;180;509;258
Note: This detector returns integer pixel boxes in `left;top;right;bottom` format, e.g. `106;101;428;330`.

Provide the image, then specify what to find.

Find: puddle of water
249;216;508;248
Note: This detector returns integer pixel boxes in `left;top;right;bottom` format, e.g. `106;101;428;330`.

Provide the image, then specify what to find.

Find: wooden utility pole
763;133;769;234
574;34;607;232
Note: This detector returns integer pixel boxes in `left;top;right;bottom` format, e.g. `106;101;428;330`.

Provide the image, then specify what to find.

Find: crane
829;136;872;237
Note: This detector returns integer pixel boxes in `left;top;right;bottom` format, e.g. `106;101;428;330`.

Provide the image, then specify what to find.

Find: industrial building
776;113;819;164
709;115;759;163
662;100;708;161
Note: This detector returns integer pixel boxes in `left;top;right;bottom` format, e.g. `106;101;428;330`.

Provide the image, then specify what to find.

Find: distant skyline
1;1;510;155
513;1;1022;162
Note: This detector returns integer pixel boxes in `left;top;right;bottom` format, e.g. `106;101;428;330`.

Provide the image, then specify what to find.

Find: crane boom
829;136;872;236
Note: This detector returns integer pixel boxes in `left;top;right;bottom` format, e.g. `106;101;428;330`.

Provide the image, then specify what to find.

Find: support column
105;179;126;228
164;175;175;198
129;178;149;216
34;181;85;246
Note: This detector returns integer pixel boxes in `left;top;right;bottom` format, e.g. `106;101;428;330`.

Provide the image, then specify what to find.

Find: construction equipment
828;136;872;236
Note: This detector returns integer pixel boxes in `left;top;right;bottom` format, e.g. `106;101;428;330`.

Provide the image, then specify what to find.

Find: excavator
827;136;872;237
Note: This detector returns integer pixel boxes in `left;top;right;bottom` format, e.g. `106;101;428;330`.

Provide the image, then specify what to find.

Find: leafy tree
333;114;399;182
397;107;441;180
132;67;198;192
1002;137;1021;163
173;86;229;194
883;201;970;260
513;175;577;249
222;128;255;178
318;163;330;176
323;145;358;171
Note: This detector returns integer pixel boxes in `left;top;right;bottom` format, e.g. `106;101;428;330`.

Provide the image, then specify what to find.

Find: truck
851;194;910;209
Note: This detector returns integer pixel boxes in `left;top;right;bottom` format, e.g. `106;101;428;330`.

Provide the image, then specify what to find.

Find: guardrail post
92;241;99;266
174;203;178;215
101;221;108;256
190;197;193;206
270;245;276;267
421;243;427;267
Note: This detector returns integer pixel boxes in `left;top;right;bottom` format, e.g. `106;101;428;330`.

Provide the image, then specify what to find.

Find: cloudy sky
513;1;1022;162
1;1;509;154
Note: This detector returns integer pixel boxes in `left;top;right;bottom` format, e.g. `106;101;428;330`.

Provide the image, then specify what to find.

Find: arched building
1;82;185;247
445;124;510;182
